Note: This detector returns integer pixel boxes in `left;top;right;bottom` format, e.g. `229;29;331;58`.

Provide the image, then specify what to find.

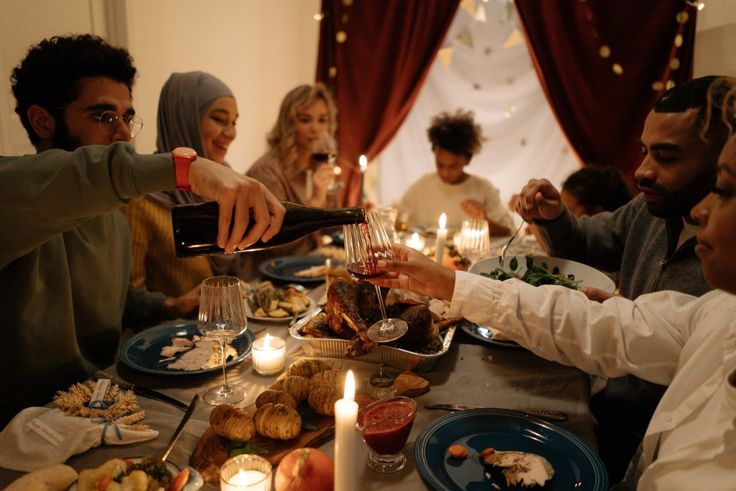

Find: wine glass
343;210;408;343
457;218;491;265
198;276;248;405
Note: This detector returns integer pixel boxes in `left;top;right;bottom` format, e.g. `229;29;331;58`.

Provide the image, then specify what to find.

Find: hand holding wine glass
343;211;408;343
198;276;248;405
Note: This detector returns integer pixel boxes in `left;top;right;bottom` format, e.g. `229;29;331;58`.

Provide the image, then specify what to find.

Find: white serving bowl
468;255;615;293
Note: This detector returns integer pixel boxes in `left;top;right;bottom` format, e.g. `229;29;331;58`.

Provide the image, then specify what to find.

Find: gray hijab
148;71;239;275
148;71;234;208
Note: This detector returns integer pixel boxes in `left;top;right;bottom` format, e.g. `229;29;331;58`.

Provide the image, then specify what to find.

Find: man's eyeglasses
61;108;143;138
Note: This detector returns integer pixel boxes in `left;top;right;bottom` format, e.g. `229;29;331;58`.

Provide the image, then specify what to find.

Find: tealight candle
220;454;272;491
434;212;447;263
406;232;425;251
252;334;286;375
334;370;359;491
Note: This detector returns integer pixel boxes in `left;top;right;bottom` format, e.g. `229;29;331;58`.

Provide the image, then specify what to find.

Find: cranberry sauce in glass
358;396;417;455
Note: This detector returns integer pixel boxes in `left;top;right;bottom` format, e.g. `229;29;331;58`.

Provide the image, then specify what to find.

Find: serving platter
460;322;523;349
119;322;254;376
415;408;607;490
245;296;317;323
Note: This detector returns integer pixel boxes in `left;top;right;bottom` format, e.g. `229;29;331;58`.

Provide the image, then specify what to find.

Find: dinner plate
258;255;326;285
68;457;203;490
119;322;254;376
245;296;317;323
415;408;608;490
460;322;523;349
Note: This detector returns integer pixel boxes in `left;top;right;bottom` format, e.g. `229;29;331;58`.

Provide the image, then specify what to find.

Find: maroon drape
515;0;697;183
317;0;459;206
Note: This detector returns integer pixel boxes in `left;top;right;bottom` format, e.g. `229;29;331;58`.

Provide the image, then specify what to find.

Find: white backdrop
372;2;580;213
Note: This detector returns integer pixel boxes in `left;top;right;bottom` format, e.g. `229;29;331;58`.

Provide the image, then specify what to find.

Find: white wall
0;0;321;173
694;0;736;77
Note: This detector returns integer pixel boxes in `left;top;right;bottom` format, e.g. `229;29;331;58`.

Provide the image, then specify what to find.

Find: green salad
481;255;581;290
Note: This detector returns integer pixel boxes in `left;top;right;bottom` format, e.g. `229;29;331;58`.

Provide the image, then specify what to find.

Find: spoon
160;394;199;463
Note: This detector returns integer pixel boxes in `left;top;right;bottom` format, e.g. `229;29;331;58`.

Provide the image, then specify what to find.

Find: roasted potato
210;404;255;441
255;389;298;409
254;403;302;440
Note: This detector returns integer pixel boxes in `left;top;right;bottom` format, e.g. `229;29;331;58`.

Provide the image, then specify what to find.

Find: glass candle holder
220;454;272;491
252;334;286;375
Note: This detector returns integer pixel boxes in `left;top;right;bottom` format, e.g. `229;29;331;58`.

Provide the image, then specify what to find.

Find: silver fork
500;221;524;266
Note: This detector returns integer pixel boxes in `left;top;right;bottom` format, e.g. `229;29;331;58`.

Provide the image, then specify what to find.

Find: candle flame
359;155;368;172
439;212;447;230
264;333;271;349
343;370;355;401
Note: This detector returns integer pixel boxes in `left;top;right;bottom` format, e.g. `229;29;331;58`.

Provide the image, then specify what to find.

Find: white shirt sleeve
450;271;695;384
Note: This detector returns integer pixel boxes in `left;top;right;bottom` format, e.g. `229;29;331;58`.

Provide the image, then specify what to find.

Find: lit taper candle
334;370;358;490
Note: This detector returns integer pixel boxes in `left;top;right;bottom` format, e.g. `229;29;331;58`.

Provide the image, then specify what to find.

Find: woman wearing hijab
123;71;239;296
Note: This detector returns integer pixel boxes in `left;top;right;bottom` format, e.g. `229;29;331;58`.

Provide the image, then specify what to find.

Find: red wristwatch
172;147;197;190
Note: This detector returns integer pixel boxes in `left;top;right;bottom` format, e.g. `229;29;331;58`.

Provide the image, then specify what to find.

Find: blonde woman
241;83;339;278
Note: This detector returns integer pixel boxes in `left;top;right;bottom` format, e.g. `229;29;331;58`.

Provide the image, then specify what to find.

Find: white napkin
0;407;158;472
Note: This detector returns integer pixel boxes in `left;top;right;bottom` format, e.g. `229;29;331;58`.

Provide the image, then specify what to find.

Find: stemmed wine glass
343;210;408;343
198;276;248;405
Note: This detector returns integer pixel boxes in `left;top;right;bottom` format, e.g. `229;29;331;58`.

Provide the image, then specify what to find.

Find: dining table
0;276;598;490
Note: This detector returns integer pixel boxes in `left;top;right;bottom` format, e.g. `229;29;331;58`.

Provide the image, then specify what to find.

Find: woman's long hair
266;83;337;175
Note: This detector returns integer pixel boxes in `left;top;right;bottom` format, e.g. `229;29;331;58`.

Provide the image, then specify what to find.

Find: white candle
358;154;368;204
406;232;425;251
252;334;285;375
435;212;448;263
334;370;359;491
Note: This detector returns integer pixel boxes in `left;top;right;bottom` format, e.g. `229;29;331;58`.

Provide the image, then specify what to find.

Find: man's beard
51;120;82;151
640;167;717;219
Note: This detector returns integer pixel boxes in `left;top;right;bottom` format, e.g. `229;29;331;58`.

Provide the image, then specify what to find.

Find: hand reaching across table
371;244;456;301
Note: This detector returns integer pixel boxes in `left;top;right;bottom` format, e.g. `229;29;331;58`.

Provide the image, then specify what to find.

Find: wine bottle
171;201;365;257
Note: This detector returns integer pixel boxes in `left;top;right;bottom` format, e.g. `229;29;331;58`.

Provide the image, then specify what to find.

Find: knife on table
95;370;188;412
424;403;569;423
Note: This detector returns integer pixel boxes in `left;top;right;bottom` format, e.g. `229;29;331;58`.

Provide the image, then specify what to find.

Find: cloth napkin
0;407;158;472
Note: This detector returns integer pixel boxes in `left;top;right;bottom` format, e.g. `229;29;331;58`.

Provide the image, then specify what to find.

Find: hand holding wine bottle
187;157;286;253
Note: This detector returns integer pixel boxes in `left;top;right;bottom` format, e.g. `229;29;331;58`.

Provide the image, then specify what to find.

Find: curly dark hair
427;109;485;160
562;166;632;214
10;34;137;146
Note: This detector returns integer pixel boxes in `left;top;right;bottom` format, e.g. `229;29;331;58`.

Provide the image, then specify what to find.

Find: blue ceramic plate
415;408;607;491
258;255;326;285
119;322;254;376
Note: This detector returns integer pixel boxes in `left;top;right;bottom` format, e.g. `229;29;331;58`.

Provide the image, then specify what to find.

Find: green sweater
0;143;175;426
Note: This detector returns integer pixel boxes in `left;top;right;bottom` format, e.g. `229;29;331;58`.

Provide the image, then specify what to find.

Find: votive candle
406;232;425;251
334;370;359;491
220;454;272;491
435;212;447;263
252;334;286;375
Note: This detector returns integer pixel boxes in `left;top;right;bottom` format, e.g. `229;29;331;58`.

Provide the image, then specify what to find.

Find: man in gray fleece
516;76;733;482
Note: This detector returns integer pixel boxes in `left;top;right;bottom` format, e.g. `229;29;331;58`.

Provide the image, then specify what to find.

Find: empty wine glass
457;218;491;264
198;276;248;405
343;211;408;343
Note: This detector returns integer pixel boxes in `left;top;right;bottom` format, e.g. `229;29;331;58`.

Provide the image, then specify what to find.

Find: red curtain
515;0;697;183
317;0;459;206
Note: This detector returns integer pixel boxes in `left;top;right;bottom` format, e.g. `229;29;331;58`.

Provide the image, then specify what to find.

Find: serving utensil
500;221;524;266
424;403;568;422
160;394;199;462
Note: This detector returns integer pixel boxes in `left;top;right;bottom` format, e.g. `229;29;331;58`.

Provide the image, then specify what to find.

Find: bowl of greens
468;255;615;293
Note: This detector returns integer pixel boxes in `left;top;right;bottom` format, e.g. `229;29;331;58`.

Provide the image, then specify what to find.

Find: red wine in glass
344;217;408;343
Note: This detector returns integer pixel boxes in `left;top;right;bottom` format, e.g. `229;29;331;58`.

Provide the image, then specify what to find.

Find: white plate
468;255;615;292
245;296;317;323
